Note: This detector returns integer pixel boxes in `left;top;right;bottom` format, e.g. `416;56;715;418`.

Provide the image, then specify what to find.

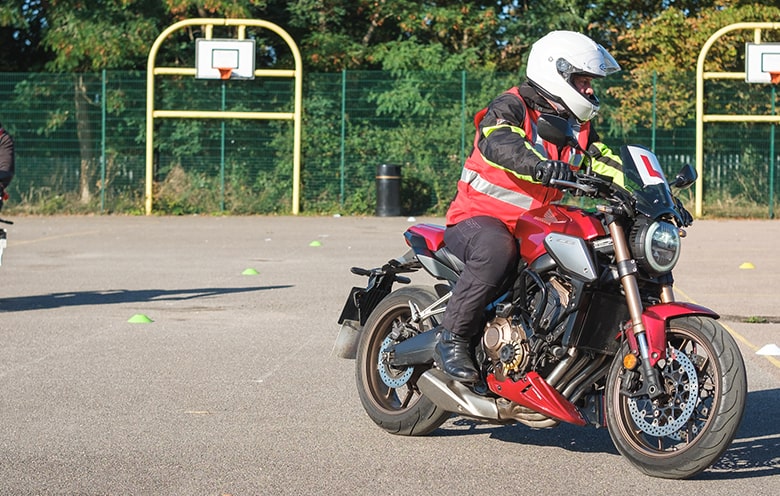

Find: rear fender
626;302;719;366
337;249;419;326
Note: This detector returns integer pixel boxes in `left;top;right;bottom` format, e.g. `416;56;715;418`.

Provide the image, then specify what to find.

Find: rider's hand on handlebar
534;160;575;186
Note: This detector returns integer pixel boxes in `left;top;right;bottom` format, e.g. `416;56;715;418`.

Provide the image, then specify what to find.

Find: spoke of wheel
698;355;711;374
399;388;414;408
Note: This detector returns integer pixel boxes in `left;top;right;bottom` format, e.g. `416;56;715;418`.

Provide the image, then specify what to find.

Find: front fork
608;220;666;399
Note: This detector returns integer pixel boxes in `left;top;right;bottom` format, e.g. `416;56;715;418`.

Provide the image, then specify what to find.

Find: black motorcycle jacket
477;82;622;179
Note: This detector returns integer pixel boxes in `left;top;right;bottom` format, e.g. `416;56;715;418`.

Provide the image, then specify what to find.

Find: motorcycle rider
0;121;14;210
434;31;625;383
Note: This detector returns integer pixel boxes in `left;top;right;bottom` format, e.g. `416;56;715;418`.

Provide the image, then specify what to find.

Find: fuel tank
515;205;607;263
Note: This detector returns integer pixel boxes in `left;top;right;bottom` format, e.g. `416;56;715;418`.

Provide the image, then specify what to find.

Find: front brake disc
627;347;699;437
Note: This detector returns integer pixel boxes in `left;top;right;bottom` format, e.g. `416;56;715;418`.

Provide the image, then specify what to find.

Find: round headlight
630;221;681;275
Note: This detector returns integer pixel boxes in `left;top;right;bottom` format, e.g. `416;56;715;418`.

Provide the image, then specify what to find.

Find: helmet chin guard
525;31;620;122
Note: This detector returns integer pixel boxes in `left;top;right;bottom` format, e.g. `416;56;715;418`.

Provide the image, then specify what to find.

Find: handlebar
550;172;637;217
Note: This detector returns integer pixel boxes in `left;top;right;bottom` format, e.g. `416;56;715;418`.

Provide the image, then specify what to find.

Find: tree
0;0;50;71
6;0;778;213
0;0;276;203
0;1;164;202
605;2;780;133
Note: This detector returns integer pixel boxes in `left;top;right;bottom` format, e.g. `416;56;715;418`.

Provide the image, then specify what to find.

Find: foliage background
1;1;780;217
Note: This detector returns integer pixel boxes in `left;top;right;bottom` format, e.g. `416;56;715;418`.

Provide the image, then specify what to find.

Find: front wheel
355;286;450;436
605;316;746;479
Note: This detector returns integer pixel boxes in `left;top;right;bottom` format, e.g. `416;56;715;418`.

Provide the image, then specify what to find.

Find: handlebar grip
350;267;372;276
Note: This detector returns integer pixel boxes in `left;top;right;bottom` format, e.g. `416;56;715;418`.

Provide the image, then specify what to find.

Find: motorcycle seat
404;224;464;276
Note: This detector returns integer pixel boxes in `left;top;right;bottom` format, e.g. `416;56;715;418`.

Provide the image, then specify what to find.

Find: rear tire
355;286;450;436
605;316;746;479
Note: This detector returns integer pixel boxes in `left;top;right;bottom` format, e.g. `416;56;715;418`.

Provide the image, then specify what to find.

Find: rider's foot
433;329;479;383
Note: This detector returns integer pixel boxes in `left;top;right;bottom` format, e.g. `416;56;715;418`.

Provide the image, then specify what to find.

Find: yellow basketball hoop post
145;18;303;215
695;22;780;218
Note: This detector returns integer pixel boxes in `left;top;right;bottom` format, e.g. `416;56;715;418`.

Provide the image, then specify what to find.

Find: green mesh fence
0;70;778;217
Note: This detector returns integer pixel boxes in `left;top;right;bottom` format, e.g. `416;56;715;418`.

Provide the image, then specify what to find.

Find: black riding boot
433;329;479;383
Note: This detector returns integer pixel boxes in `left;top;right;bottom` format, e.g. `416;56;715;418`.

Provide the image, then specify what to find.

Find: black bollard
375;163;401;216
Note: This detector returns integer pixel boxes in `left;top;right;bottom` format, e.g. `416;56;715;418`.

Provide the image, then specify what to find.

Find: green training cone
128;314;153;324
242;268;259;275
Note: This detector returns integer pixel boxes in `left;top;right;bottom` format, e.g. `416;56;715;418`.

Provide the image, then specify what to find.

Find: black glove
534;160;574;186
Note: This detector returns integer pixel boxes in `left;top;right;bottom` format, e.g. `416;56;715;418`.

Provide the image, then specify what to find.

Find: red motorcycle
336;115;746;479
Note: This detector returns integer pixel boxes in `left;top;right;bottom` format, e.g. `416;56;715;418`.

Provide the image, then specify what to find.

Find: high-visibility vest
446;87;591;230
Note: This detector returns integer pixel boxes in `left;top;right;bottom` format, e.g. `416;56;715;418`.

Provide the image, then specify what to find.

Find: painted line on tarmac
11;230;101;246
676;287;780;369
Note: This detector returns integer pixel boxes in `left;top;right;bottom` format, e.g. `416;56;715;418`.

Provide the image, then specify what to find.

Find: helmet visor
558;44;621;80
596;45;621;76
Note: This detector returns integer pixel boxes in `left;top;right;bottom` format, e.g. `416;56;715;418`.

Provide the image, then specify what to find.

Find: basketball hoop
217;67;233;80
771;72;780;85
195;39;254;80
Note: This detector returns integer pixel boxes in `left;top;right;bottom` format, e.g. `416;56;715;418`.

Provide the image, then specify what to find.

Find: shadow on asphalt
0;285;293;312
430;388;779;480
701;388;780;480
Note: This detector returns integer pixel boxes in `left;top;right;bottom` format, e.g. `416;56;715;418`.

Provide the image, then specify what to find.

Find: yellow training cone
242;268;259;275
739;262;755;270
309;240;322;247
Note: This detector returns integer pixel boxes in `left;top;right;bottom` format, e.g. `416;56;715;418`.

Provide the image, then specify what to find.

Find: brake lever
549;178;597;196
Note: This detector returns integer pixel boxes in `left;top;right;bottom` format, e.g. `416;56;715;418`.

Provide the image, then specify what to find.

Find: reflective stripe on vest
460;167;534;210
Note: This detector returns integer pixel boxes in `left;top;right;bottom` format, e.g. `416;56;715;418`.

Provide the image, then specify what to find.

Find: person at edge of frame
0;121;15;210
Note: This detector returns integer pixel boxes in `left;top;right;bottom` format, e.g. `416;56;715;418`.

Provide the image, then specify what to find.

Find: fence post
652;70;657;151
219;81;226;212
340;69;346;208
100;69;106;213
461;70;466;165
771;86;776;219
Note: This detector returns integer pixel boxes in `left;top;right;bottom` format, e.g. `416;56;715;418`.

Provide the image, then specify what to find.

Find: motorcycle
0;223;7;266
0;216;9;267
0;187;10;266
336;114;746;479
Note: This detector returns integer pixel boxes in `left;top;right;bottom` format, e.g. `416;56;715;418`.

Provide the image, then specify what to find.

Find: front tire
355;286;450;436
605;316;747;479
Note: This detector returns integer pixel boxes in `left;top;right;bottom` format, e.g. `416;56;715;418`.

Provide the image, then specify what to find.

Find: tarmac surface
0;215;778;495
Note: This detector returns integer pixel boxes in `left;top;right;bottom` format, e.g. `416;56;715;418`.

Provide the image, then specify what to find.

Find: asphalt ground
0;215;777;495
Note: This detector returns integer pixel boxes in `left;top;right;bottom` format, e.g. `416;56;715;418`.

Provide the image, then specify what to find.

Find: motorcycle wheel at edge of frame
604;315;747;479
355;286;451;436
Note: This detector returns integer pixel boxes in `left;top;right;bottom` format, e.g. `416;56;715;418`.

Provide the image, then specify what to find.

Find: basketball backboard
745;42;780;84
195;38;256;80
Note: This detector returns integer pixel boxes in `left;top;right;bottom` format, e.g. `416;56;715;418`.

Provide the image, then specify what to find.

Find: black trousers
442;216;519;339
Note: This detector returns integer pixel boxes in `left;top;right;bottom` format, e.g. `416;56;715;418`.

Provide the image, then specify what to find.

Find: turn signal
623;353;639;370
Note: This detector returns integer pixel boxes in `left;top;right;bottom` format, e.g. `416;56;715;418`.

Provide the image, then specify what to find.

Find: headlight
630;220;681;275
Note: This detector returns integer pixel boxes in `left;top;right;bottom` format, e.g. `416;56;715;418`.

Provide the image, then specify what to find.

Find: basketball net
217;67;233;80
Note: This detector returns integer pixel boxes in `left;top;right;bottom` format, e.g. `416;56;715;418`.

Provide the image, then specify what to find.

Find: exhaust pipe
389;328;439;367
417;369;500;420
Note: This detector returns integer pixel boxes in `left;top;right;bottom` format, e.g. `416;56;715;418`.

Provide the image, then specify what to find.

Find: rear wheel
606;316;746;479
355;286;450;436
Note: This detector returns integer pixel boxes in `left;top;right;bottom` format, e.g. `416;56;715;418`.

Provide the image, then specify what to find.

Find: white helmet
526;31;621;122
